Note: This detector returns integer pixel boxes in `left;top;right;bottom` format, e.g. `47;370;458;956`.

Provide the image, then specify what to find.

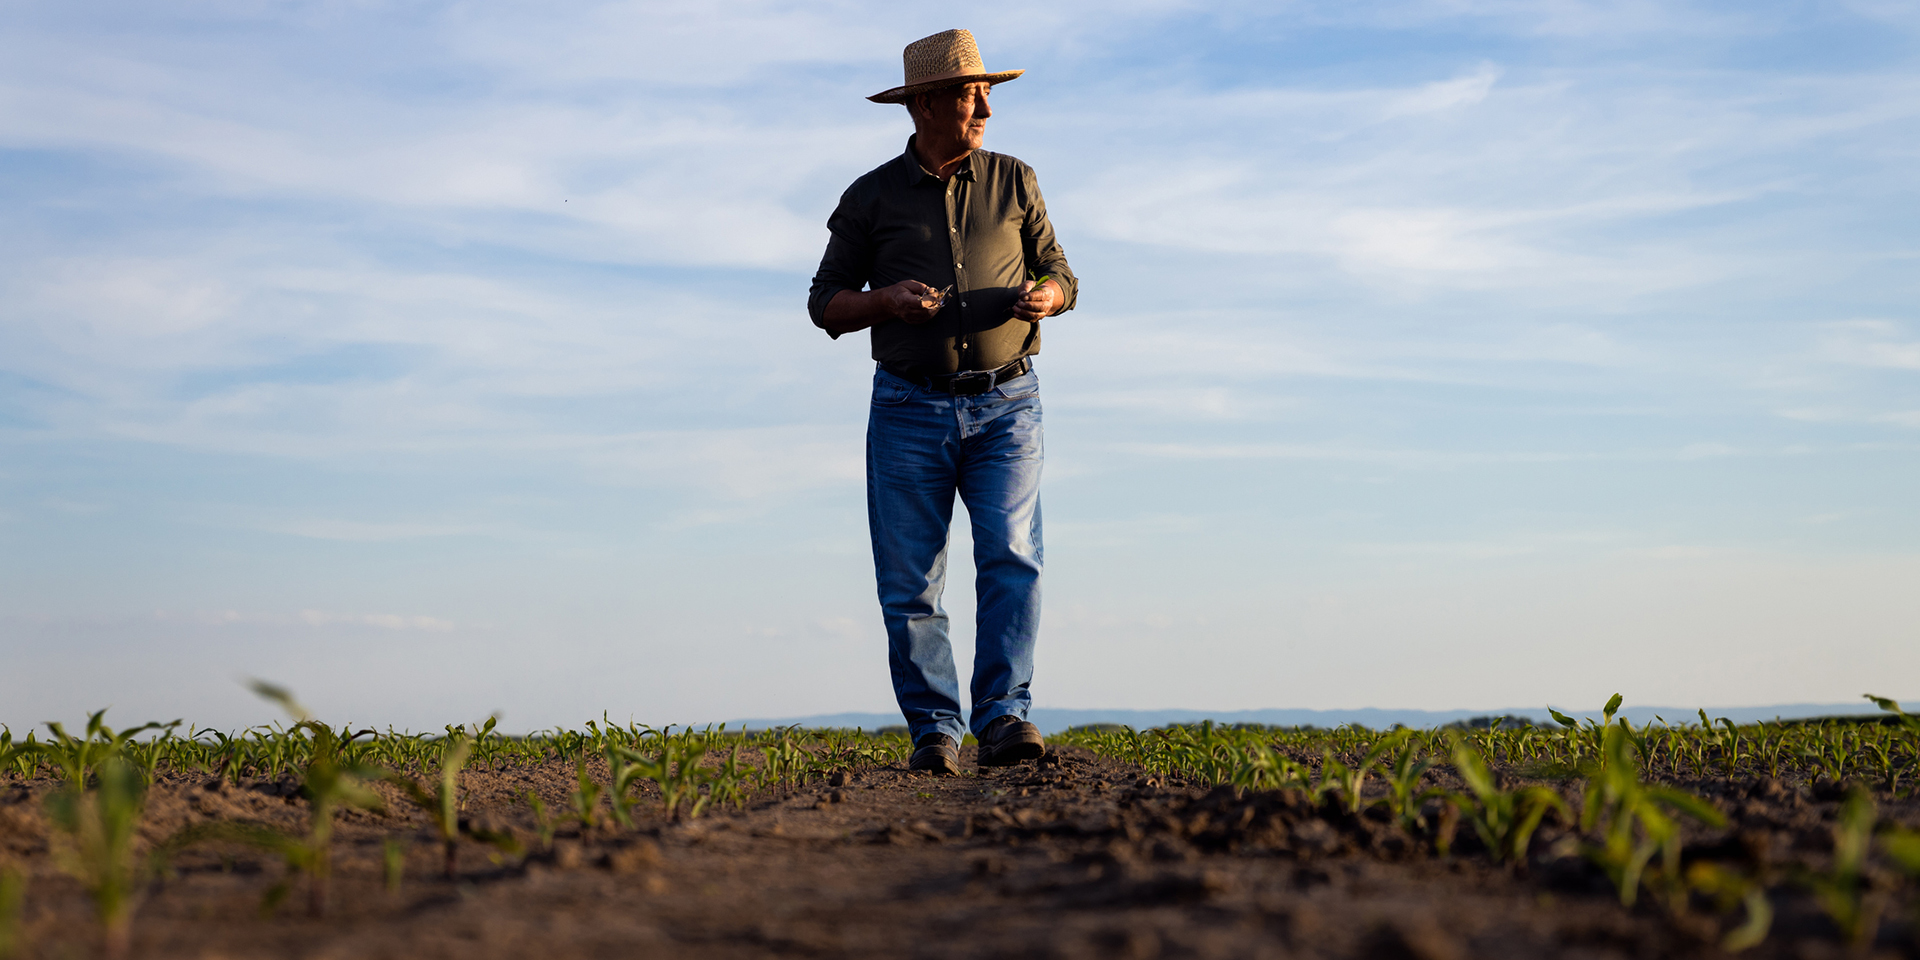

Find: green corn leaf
1650;786;1725;825
247;681;310;721
1881;828;1920;875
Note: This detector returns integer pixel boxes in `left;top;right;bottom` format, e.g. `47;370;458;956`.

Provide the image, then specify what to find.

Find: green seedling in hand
1014;273;1052;320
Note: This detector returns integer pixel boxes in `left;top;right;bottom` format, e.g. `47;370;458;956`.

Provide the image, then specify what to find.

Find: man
807;29;1077;776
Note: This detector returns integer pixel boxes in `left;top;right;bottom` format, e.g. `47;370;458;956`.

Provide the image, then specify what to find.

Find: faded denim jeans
867;363;1043;746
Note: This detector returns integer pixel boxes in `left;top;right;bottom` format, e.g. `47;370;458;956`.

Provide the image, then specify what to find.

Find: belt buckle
947;370;994;396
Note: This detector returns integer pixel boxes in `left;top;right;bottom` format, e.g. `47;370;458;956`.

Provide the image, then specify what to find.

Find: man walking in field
808;29;1077;775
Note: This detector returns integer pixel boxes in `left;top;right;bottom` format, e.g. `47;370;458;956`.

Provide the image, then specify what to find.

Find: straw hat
868;29;1023;104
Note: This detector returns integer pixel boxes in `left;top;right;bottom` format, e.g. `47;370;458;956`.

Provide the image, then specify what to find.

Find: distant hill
728;700;1896;735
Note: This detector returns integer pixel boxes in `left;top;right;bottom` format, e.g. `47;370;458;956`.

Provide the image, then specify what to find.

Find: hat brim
868;69;1024;104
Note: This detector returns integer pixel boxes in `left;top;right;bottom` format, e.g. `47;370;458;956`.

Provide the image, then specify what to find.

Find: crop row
3;690;1918;957
0;682;910;958
1056;693;1920;953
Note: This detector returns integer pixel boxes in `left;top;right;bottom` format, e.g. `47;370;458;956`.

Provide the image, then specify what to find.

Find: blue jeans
868;364;1043;746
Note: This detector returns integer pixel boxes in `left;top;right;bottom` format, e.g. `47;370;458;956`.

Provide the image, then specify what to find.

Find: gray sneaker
976;715;1044;766
908;733;960;776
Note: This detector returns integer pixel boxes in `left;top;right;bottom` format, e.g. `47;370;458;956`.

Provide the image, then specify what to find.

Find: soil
2;744;1917;959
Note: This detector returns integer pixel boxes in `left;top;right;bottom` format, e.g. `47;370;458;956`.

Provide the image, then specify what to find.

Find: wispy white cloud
142;608;457;631
297;610;456;632
1821;320;1920;370
262;519;478;542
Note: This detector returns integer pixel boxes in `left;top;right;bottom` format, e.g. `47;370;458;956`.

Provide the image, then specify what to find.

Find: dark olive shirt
807;137;1078;373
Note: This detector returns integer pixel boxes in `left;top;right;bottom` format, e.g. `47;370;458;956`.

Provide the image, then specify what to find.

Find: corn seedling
1864;693;1919;733
1447;737;1566;863
1698;713;1745;780
1328;732;1405;814
1685;861;1772;953
616;737;714;821
1580;721;1725;907
603;743;653;830
1803;785;1882;948
525;790;557;849
44;755;150;959
710;743;753;811
1884;826;1920;878
388;730;522;877
0;865;24;960
568;760;604;831
1865;694;1918;797
244;682;386;915
389;733;474;878
759;728;807;794
26;711;179;790
0;729;40;780
1382;737;1438;831
1229;742;1304;793
383;839;406;894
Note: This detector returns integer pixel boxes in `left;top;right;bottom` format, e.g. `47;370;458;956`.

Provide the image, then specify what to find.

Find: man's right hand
819;281;944;335
880;280;943;324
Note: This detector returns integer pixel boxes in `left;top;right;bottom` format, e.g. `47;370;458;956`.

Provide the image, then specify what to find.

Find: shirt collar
900;135;979;186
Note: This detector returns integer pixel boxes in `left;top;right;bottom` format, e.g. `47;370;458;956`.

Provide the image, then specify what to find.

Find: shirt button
955;263;963;269
961;301;968;307
950;227;956;232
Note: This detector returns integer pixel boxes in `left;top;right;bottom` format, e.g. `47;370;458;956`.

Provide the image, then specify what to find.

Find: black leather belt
883;357;1030;396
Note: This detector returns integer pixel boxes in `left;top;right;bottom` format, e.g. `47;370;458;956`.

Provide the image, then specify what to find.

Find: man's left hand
1013;279;1060;322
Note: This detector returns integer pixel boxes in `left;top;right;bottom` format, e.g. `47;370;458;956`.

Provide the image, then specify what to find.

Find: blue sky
3;0;1918;732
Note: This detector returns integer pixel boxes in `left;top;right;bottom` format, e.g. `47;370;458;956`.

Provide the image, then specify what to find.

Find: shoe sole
976;737;1044;767
908;753;960;776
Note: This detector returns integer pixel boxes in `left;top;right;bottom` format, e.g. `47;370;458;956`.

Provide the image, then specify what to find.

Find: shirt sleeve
806;186;874;339
1019;164;1077;314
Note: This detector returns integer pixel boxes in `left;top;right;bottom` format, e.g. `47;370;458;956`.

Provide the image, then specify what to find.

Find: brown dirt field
2;744;1917;959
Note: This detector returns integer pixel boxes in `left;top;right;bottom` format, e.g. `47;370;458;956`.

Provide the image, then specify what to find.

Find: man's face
915;82;993;152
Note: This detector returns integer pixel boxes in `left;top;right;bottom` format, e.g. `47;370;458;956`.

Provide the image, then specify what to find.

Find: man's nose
975;96;991;119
